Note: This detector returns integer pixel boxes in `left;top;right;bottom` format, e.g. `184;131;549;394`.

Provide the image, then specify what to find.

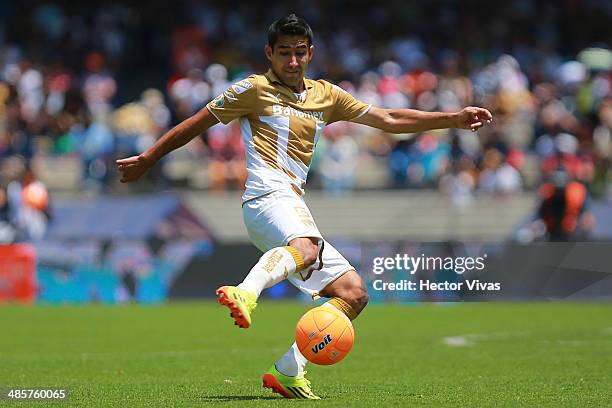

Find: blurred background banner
0;243;36;303
32;194;213;304
0;0;610;304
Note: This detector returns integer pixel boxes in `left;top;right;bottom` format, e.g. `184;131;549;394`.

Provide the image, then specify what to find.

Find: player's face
265;35;314;92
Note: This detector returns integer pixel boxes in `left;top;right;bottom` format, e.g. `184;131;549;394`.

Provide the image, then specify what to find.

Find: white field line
442;331;530;347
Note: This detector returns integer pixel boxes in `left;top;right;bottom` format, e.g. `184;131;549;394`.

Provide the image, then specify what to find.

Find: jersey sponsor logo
210;94;225;107
272;104;324;121
232;79;253;94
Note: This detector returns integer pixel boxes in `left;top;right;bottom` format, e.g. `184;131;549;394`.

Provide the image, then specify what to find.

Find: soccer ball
295;306;354;365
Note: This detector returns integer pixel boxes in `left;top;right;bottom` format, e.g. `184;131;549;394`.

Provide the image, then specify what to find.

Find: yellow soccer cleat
215;286;257;328
262;365;320;400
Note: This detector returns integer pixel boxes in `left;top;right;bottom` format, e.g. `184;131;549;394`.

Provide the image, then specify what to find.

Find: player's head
267;14;313;49
265;14;314;90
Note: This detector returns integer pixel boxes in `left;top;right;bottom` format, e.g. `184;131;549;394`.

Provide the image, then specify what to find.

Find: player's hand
455;106;493;132
116;154;153;183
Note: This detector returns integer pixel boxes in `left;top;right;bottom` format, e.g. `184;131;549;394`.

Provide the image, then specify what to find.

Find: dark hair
267;14;313;48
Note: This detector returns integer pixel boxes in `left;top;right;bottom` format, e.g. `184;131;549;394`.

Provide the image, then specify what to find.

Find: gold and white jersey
206;69;371;201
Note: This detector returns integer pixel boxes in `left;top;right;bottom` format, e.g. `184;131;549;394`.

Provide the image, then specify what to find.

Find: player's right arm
116;107;219;183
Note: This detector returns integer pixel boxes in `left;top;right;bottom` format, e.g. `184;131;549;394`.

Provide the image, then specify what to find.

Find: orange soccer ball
295;306;354;365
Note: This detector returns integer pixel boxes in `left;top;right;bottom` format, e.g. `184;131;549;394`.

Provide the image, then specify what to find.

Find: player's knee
289;238;319;267
351;286;369;312
339;285;368;315
301;246;318;267
322;270;369;315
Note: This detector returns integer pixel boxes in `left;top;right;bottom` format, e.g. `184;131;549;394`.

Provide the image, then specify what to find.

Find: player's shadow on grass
201;395;280;402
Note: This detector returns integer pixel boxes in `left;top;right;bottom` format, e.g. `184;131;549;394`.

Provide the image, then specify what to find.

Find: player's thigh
242;190;322;252
287;239;356;299
320;269;369;315
320;270;367;300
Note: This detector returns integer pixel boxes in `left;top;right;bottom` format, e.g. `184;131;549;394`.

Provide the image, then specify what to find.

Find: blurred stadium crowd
0;1;610;304
0;1;610;202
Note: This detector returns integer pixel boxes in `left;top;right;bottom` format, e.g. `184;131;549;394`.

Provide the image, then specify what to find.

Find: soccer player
116;14;492;399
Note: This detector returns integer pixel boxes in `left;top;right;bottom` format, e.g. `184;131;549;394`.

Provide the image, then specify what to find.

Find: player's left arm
351;106;493;133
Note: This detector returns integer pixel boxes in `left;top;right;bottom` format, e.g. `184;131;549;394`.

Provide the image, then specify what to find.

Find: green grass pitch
1;302;611;407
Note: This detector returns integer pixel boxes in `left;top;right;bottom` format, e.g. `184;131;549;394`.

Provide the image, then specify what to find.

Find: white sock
237;246;304;298
275;342;308;377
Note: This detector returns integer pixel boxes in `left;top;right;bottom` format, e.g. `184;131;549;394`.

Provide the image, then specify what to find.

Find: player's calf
335;286;369;316
321;270;369;318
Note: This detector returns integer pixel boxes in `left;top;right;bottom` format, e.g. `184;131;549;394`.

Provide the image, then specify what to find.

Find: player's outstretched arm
116;107;219;183
352;106;492;134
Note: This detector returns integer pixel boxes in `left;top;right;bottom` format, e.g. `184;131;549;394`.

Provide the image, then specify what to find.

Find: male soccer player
116;14;492;399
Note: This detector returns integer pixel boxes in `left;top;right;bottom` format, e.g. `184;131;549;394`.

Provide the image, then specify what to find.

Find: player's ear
308;44;314;61
264;45;273;62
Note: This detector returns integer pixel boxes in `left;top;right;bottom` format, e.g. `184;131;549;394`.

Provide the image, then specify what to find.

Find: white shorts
242;188;354;299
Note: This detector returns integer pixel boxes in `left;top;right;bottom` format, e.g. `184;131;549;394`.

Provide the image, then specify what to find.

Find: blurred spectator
437;50;473;112
207;120;246;191
540;133;594;182
169;68;210;121
478;147;523;194
20;173;50;240
521;169;596;242
440;156;477;209
389;133;449;188
82;52;117;117
0;156;50;242
591;97;611;197
0;186;17;242
318;121;359;195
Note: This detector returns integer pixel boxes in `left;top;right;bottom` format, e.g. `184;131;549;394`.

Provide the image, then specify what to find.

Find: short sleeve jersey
206;69;371;202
